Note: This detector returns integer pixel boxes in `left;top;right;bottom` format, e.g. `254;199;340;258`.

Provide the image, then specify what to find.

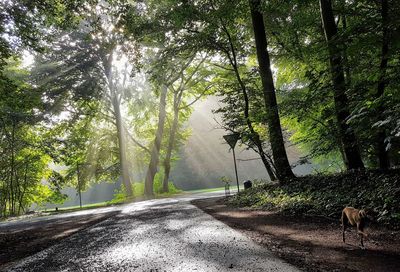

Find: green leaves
0;60;64;216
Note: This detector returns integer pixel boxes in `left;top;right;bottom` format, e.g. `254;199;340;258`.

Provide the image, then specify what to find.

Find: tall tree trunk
144;85;168;197
162;106;179;193
376;0;390;169
104;52;133;196
17;163;28;215
112;94;133;196
319;0;364;170
249;0;295;180
9;122;16;215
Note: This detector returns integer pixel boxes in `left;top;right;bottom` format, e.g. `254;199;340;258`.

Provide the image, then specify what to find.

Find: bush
227;170;400;228
153;173;181;195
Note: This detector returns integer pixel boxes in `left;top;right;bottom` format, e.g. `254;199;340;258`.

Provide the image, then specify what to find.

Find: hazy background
46;97;313;208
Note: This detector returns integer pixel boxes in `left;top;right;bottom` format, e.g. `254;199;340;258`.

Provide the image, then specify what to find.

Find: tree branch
124;126;151;154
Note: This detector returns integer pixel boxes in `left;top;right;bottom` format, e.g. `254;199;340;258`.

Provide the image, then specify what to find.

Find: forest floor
192;197;400;272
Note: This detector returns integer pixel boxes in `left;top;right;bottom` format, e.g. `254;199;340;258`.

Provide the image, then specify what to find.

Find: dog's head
359;209;374;223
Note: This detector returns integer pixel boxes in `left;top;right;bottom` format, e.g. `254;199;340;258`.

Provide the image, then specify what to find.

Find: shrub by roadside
227;170;400;229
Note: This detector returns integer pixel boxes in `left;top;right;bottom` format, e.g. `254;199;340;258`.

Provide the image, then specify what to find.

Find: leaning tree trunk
231;63;277;181
375;0;390;169
249;0;295;180
221;18;277;181
236;65;277;181
144;85;168;197
319;0;364;170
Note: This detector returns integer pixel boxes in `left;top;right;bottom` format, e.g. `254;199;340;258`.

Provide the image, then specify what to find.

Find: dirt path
192;197;400;272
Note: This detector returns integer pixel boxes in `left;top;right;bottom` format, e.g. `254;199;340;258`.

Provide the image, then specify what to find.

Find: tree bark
375;0;390;169
319;0;364;170
249;0;295;180
144;85;168;197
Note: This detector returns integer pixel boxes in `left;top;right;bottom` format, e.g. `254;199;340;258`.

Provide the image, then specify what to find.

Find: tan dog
341;207;368;248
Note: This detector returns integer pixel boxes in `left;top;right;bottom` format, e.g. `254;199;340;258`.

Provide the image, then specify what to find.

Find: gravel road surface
3;192;300;272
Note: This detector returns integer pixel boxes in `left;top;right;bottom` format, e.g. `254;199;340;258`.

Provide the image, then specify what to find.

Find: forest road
4;191;300;272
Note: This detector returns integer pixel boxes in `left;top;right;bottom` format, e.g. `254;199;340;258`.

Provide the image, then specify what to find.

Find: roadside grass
1;201;122;222
42;185;230;215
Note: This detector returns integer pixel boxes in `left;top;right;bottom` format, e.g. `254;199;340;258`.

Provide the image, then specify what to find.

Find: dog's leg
357;223;366;249
341;211;347;243
359;233;365;249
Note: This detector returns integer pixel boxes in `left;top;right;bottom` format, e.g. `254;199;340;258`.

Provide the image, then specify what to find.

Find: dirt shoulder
0;211;118;270
192;197;400;272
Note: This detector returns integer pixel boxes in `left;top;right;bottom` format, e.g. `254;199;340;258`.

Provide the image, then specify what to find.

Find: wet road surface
3;192;300;272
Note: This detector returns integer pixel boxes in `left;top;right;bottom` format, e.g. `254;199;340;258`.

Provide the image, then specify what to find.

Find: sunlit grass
46;201;116;214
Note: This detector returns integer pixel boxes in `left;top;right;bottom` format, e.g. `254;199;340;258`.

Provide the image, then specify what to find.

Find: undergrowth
227;170;400;229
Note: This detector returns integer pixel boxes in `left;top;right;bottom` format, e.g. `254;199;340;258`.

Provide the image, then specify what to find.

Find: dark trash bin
244;180;252;189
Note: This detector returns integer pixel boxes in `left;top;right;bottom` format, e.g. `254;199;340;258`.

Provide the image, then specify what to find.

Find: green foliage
0;0;85;71
108;186;130;205
154;174;181;195
220;176;232;185
228;170;400;228
0;60;67;217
